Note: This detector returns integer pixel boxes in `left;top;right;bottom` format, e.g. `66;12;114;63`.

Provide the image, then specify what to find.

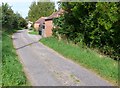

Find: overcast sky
1;0;59;18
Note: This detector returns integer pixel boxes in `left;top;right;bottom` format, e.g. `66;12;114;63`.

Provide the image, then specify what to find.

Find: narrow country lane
13;29;113;86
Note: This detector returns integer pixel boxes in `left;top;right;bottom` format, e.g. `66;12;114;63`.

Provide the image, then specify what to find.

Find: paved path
13;29;112;86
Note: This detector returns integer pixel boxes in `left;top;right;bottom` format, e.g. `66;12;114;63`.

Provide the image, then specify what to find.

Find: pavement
12;29;113;86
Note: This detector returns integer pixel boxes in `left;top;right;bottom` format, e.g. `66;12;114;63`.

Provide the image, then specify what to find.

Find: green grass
0;35;2;87
40;37;118;85
2;29;29;86
28;30;38;35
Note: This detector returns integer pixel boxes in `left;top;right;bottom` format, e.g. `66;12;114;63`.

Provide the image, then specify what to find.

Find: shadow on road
15;41;39;50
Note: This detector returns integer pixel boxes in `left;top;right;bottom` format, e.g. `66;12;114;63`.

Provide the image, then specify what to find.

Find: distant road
13;29;112;86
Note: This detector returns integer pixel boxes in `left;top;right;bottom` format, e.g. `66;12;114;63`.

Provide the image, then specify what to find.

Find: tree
2;3;27;30
2;3;14;28
28;1;55;22
53;2;120;60
0;5;2;29
15;12;27;28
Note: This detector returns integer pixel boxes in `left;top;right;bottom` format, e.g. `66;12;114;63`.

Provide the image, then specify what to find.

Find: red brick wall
44;20;53;37
34;23;39;31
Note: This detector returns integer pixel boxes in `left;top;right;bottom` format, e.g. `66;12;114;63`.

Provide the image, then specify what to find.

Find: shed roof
35;9;64;24
47;9;64;19
35;17;46;24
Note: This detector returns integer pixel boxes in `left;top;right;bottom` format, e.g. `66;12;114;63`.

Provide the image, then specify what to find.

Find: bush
53;2;120;60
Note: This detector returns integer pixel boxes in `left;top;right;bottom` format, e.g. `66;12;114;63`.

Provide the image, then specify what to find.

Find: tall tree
2;3;27;30
28;1;55;22
53;2;120;60
0;5;2;29
2;3;14;28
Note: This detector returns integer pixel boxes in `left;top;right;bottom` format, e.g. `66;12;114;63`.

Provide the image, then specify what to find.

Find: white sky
1;0;59;18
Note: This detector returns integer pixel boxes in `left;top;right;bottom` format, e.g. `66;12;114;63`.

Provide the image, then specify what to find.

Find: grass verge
2;29;29;86
28;30;38;35
0;30;2;86
40;37;118;85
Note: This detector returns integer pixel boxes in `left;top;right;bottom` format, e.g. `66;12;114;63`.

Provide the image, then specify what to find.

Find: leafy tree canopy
1;3;27;30
53;2;120;60
28;1;55;22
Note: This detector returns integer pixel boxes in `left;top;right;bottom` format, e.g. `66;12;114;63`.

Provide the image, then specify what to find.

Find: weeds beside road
40;37;118;85
28;28;38;35
2;29;28;86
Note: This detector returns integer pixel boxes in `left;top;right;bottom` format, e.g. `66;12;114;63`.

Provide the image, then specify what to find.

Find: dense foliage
53;2;120;60
1;3;28;86
40;37;118;84
2;3;27;30
2;30;28;86
28;1;55;22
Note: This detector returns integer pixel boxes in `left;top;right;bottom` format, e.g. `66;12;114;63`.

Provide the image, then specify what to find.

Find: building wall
44;20;53;37
27;23;32;29
34;23;40;31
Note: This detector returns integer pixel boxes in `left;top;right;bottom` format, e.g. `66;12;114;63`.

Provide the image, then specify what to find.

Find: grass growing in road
2;29;28;86
40;37;118;85
28;29;38;35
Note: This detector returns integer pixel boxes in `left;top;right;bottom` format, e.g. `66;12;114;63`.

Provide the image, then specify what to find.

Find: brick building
34;9;64;37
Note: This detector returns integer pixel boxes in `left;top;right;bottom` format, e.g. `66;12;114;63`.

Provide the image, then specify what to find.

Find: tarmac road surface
13;29;113;86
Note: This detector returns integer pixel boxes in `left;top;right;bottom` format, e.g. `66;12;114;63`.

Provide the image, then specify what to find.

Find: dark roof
47;12;59;19
35;9;64;24
47;9;64;19
35;17;52;24
35;17;45;24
